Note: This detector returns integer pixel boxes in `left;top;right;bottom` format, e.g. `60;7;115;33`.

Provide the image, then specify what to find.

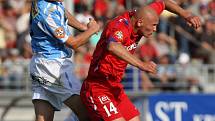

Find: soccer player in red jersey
80;0;201;121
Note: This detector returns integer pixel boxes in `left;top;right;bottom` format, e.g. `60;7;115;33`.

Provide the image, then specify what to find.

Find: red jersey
87;1;165;84
88;11;140;82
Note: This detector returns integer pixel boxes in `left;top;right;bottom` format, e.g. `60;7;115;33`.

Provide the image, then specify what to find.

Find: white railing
0;64;214;94
122;64;215;94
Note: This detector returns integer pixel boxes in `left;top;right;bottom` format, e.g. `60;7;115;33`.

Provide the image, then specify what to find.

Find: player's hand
87;18;100;34
141;61;157;74
184;14;201;29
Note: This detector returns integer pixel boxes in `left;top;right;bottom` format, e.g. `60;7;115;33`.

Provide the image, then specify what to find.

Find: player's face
137;15;159;38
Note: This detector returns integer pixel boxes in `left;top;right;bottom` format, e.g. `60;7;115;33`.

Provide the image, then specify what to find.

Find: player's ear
137;19;143;27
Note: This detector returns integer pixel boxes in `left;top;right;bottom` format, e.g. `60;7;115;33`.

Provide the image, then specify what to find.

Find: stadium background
0;0;214;121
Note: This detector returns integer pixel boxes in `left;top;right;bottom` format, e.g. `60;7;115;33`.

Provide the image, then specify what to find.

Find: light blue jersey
30;0;72;59
30;0;82;112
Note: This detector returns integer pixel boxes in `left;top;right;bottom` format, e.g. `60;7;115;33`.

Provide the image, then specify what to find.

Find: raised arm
65;9;88;31
65;18;100;49
163;0;201;29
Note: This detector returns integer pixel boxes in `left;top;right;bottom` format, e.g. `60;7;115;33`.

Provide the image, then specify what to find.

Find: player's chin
144;33;152;38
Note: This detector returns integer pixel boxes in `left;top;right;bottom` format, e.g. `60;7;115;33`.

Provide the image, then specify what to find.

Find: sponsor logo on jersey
55;27;65;38
98;95;111;104
126;43;137;51
114;31;123;41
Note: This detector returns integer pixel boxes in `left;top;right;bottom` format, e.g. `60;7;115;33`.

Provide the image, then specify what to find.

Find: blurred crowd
0;0;214;92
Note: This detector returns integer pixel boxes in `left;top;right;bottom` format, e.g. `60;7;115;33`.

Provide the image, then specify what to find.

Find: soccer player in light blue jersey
29;0;100;121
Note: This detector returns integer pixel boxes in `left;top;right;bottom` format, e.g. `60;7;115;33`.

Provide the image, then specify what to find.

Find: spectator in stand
154;54;177;91
198;18;215;64
1;2;17;49
7;0;25;16
208;0;215;17
0;3;6;49
2;49;24;89
16;1;31;36
93;0;109;20
176;53;203;92
74;0;89;13
117;0;126;7
187;0;200;16
198;3;210;24
16;1;31;59
138;37;158;63
154;32;178;63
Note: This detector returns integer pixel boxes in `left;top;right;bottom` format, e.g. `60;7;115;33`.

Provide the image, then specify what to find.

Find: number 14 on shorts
103;102;118;117
98;96;118;117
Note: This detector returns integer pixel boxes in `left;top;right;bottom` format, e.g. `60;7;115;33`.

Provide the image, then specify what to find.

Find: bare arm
107;41;157;74
163;0;201;29
65;9;88;31
163;0;189;18
65;19;100;49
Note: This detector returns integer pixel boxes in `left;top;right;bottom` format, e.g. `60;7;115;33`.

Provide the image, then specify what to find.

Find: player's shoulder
37;1;60;16
107;11;131;33
34;2;62;23
112;11;130;26
37;0;49;9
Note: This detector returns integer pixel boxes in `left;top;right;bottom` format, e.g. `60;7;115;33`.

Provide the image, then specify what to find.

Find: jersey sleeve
149;0;165;15
38;9;70;43
106;22;128;44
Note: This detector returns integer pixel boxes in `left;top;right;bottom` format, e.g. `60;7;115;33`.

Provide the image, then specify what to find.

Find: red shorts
80;78;140;121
